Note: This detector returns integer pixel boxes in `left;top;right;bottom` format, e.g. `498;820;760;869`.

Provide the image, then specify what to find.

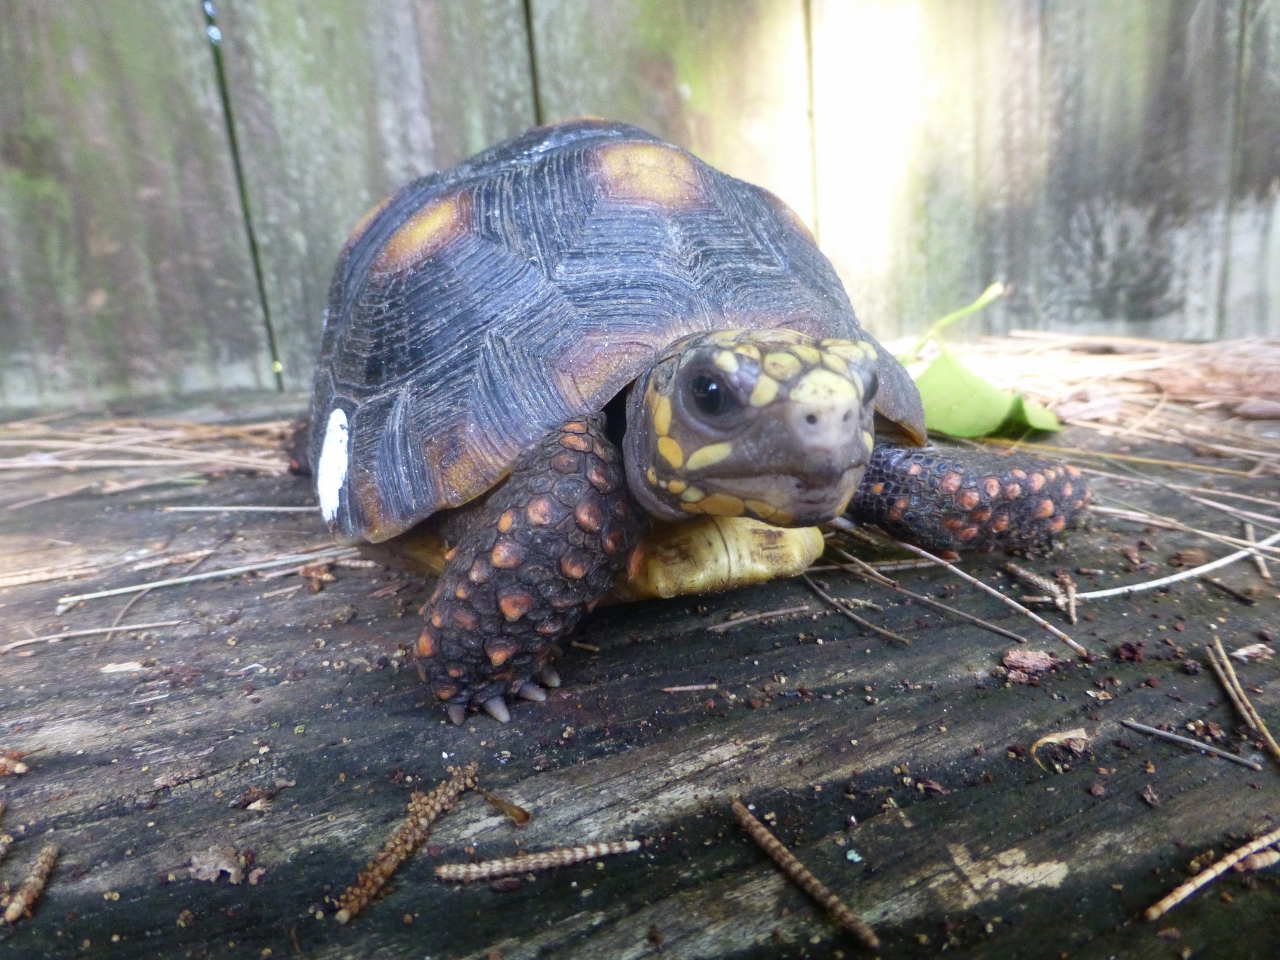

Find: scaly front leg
416;416;643;723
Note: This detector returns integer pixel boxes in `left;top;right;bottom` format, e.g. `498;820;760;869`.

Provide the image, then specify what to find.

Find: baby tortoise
308;120;1088;723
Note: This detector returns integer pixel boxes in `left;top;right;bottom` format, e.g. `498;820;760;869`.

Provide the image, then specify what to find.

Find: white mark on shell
317;408;349;523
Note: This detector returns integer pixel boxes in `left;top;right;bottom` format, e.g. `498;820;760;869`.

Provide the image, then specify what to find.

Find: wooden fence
2;0;1278;410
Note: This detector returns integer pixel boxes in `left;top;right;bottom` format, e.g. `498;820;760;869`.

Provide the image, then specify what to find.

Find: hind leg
415;415;643;723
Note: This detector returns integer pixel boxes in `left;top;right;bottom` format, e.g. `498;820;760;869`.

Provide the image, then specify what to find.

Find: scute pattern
310;119;922;544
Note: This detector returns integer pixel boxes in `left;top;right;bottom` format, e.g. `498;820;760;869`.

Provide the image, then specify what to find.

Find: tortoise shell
310;120;925;545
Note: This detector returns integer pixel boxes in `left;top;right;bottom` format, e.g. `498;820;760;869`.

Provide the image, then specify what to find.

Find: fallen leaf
913;351;1061;438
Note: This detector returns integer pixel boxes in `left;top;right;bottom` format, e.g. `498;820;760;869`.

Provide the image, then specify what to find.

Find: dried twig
1076;527;1280;600
0;801;11;865
661;683;718;693
55;547;357;613
1245;523;1272;581
1091;504;1280;558
1145;823;1280;921
1199;575;1257;605
2;620;189;654
831;519;1090;658
1208;637;1280;765
1118;719;1262;771
801;575;908;645
3;843;58;924
435;840;640;882
1002;563;1066;608
730;797;879;950
333;763;478;923
828;547;1030;644
706;605;811;632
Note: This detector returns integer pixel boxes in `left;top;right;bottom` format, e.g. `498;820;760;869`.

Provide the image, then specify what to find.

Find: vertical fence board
530;0;815;229
0;0;273;409
215;0;536;392
1222;0;1280;338
813;0;1247;342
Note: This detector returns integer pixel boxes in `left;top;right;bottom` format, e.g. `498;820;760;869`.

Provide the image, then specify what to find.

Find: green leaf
914;350;1061;437
1002;393;1061;433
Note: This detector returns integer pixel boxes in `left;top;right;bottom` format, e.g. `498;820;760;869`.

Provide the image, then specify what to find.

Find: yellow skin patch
658;436;684;468
763;351;802;380
596;142;703;207
684;442;734;472
374;194;465;272
714;350;739;373
732;343;761;361
652;395;672;437
749;374;779;407
823;339;878;363
789;367;861;406
680;486;705;502
790;343;822;365
697;493;746;517
667;479;687;494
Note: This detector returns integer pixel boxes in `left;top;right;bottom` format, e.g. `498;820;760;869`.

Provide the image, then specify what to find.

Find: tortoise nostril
805;413;818;425
842;410;851;422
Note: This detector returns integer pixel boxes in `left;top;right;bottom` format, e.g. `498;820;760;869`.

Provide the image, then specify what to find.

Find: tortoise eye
864;370;879;402
689;374;736;418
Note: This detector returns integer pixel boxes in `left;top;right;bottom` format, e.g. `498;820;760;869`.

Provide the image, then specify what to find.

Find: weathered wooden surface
1;419;1277;958
0;0;273;409
214;0;536;391
530;0;816;228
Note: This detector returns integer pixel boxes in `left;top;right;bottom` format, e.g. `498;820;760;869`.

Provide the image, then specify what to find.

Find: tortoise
307;119;1088;724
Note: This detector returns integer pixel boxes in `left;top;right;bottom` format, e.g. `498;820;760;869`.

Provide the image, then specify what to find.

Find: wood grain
0;0;273;409
214;0;536;392
530;0;816;228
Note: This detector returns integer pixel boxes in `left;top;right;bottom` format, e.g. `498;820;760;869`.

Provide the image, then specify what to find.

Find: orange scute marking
596;142;703;207
1034;499;1056;519
373;194;466;272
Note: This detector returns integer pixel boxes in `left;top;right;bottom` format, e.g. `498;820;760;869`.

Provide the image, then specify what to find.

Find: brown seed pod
434;840;640;882
333;763;478;924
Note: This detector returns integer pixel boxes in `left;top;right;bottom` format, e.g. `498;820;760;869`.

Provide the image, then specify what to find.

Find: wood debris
3;844;58;925
333;763;478;924
1146;823;1280;921
1206;638;1280;767
434;840;640;882
730;797;879;950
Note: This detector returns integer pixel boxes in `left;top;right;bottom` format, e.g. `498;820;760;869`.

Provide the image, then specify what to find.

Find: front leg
416;416;643;723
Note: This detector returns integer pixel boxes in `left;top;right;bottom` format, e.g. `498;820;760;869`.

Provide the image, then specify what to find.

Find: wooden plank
530;0;815;228
0;0;274;410
0;413;1277;955
1222;0;1280;338
214;0;536;392
812;1;1251;341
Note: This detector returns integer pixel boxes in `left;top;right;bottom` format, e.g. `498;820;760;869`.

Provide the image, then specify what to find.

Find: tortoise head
623;329;880;527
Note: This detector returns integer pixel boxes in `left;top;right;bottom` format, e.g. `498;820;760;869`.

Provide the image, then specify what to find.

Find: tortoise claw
482;697;512;723
517;682;547;702
538;666;561;688
447;703;467;726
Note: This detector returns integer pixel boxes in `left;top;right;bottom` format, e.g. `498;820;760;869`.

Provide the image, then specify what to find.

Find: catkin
333;762;478;923
3;844;58;924
435;840;640;882
730;798;879;950
1146;823;1280;920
